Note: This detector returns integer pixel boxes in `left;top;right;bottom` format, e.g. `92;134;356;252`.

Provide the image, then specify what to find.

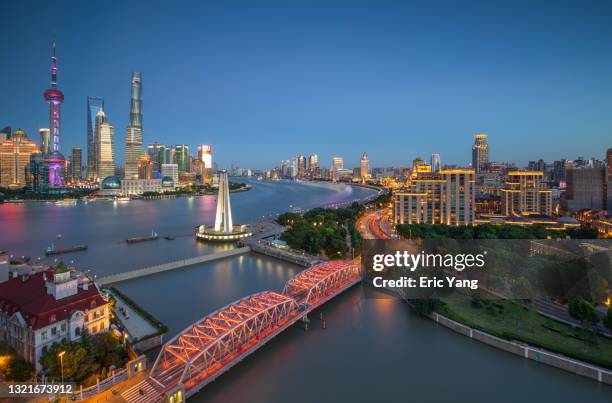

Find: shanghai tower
125;72;143;179
43;39;65;187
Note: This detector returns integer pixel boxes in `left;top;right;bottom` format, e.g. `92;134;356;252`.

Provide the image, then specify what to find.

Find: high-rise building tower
0;129;40;188
431;154;441;172
125;72;143;179
297;155;306;178
39;128;50;155
308;154;318;171
71;147;82;180
360;152;370;181
95;108;115;180
43;39;65;187
471;133;489;173
174;144;189;172
86;96;104;179
607;147;612;211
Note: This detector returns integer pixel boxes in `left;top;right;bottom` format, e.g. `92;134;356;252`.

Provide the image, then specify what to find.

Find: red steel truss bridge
146;260;361;401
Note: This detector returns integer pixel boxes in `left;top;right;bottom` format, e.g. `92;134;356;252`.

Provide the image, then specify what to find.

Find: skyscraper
147;142;164;173
607;147;612;211
471;133;489;173
431;154;441;172
125;72;143;179
308;154;318;171
198;145;213;169
138;154;153;179
360;152;370;181
71;147;82;180
95;108;115;180
86;96;104;180
0;129;40;188
297;155;306;178
43;39;65;187
174;144;189;172
332;157;343;171
39;128;50;155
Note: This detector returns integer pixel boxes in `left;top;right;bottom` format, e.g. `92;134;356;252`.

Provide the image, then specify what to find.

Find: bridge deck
148;260;362;400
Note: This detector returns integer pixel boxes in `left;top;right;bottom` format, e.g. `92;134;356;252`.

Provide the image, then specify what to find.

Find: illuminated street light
58;351;66;383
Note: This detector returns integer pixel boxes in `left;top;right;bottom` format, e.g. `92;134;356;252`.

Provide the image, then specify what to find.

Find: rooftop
0;270;105;330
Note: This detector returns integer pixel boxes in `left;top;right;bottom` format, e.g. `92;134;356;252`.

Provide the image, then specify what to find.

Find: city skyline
2;1;612;169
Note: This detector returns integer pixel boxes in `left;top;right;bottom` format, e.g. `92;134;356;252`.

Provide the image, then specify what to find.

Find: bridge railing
150;291;299;392
282;260;362;305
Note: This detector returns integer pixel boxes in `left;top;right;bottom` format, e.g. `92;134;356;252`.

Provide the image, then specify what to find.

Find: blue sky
1;1;611;169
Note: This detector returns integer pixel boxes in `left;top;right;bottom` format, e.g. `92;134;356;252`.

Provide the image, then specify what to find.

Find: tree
6;357;34;381
568;297;598;325
40;339;94;382
604;307;612;330
408;299;441;316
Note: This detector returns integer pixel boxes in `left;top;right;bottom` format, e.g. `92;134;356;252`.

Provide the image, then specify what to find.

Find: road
356;209;393;240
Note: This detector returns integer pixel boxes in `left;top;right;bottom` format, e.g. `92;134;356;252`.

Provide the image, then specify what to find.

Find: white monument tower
214;172;233;232
196;171;252;242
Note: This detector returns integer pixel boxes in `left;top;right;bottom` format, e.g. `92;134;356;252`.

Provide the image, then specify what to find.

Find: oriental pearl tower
43;39;65;187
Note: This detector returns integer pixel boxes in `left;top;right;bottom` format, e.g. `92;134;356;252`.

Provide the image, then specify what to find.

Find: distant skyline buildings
4;2;612;169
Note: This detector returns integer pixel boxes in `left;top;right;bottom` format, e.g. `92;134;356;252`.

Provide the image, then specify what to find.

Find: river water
0;180;610;402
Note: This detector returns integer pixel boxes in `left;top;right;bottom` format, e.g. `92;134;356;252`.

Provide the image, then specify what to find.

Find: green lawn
437;294;612;369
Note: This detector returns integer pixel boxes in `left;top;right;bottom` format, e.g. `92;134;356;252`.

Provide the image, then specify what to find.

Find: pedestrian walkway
120;379;162;403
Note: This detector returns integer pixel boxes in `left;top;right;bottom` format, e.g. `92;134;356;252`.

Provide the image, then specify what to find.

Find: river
0;179;610;402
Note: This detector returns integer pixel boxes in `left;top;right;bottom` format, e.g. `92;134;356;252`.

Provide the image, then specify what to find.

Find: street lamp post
58;351;66;384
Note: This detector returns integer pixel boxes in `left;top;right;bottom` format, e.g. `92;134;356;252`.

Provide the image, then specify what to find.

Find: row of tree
278;202;365;258
396;223;598;240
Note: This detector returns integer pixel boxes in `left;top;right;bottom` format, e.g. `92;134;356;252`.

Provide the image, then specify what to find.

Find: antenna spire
51;35;57;87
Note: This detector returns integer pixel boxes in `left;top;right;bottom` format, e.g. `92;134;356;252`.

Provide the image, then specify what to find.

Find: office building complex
0;129;41;188
43;40;65;187
125;72;143;179
471;133;489;173
86;96;104;179
393;169;475;225
95;108;115;180
501;171;552;216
